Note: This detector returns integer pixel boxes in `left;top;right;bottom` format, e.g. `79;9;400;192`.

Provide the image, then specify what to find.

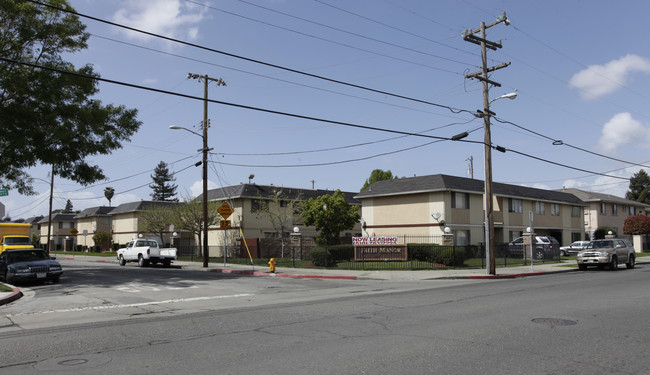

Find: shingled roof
74;206;115;219
109;200;180;215
561;188;650;208
355;174;585;206
200;184;360;205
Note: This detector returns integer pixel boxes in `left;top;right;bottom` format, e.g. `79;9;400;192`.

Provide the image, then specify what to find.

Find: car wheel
138;255;146;267
534;248;545;260
163;259;171;268
609;257;618;270
578;264;587;271
51;275;60;284
119;255;126;266
626;255;635;269
560;250;567;257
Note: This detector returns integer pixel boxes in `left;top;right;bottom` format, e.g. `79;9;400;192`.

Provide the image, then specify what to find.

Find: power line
28;0;475;116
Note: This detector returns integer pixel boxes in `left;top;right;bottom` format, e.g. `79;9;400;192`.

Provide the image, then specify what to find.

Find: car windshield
7;250;49;264
587;240;613;249
4;237;31;245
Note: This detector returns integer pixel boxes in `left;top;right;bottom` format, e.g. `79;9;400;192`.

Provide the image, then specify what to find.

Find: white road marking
5;294;254;317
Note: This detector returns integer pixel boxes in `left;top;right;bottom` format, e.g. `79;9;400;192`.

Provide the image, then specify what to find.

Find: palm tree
104;187;115;207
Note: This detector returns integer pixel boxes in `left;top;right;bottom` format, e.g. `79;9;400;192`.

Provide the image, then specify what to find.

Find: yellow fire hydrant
268;258;277;273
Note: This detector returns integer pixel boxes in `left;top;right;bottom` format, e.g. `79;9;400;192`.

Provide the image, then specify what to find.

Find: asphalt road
1;260;649;374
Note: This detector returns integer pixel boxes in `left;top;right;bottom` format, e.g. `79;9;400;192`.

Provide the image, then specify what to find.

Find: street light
170;124;210;268
482;91;517;275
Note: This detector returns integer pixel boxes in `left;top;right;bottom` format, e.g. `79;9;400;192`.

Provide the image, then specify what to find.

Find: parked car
0;248;63;284
117;239;177;267
576;238;636;270
560;241;590;256
507;236;560;260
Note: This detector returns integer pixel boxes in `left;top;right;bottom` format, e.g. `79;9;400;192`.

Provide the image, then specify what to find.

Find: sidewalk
2;256;648;306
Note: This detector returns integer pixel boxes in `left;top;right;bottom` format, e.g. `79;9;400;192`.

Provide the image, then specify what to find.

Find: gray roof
24;216;44;224
201;184;360;205
74;206;115;219
37;213;77;224
110;200;180;215
355;174;585;206
561;188;650;208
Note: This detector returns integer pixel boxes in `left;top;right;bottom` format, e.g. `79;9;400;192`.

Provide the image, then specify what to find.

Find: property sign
354;244;408;261
352;236;398;245
218;202;234;219
0;188;8;197
220;220;231;229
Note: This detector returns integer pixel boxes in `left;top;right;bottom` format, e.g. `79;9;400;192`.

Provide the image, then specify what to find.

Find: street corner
0;284;24;306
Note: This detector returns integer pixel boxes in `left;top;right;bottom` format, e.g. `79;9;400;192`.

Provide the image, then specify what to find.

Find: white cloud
189;179;218;198
598;112;650;153
113;0;206;42
569;54;650;99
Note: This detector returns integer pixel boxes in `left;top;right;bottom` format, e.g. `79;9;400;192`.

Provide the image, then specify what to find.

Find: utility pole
463;12;510;275
188;73;226;268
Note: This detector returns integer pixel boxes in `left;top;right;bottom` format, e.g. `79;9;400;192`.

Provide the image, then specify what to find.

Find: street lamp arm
169;125;202;138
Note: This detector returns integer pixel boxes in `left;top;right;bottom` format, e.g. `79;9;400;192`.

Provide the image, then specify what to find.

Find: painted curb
0;286;23;306
212;268;357;280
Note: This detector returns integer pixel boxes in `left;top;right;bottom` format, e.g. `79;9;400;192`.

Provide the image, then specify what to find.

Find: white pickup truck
117;239;178;267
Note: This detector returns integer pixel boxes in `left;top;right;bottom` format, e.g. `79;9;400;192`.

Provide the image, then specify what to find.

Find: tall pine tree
149;161;178;202
626;170;650;204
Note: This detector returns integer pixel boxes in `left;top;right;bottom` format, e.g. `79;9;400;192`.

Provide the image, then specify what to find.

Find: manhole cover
59;359;88;366
532;318;577;327
35;354;111;371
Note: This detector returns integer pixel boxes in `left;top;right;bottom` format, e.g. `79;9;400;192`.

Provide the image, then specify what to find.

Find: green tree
150;161;178;202
361;169;396;191
104;187;115;206
254;187;302;257
0;0;141;195
138;204;176;246
626;170;650;204
92;230;111;252
63;199;73;213
302;190;360;246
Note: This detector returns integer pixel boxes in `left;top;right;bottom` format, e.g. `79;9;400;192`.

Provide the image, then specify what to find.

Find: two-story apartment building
74;206;115;248
355;174;586;246
560;188;650;239
38;213;77;250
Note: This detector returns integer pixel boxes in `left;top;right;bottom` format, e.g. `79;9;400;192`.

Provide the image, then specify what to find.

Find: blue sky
4;0;650;219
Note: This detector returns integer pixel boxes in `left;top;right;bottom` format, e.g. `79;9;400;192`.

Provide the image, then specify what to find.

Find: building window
629;206;636;216
551;204;560;216
509;231;523;241
600;202;606;214
451;192;470;209
612;204;618;215
509;198;523;213
453;230;470;246
535;201;545;215
571;206;581;218
58;222;63;229
571;232;582;242
251;200;261;212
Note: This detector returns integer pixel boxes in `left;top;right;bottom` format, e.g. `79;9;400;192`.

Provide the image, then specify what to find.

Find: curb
211;268;357;280
0;285;23;306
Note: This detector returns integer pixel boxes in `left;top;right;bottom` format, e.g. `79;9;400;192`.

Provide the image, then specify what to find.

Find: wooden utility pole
188;73;226;268
463;12;510;275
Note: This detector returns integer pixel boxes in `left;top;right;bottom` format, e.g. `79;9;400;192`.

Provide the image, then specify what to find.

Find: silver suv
507;236;559;260
576;238;636;270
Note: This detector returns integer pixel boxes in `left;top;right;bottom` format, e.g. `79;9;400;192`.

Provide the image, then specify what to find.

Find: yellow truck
0;223;34;254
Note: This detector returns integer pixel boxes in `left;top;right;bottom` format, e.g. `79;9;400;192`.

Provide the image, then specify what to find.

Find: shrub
328;245;354;261
310;247;336;267
594;227;616;239
623;215;650;235
408;244;466;267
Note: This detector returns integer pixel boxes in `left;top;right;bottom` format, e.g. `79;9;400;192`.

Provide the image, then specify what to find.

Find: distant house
74;206;114;249
24;215;44;244
109;201;180;246
355;174;586;246
38;213;77;250
560;188;650;239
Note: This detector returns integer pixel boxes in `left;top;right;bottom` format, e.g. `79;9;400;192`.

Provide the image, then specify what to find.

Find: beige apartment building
74;206;114;249
560;188;650;239
355;174;587;246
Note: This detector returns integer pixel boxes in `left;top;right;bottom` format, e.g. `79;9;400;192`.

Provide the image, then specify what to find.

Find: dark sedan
0;248;63;284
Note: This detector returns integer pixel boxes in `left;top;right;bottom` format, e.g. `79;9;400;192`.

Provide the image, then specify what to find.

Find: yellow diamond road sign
218;202;234;219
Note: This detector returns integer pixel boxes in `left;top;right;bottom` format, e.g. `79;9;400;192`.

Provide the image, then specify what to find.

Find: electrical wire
28;0;476;116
